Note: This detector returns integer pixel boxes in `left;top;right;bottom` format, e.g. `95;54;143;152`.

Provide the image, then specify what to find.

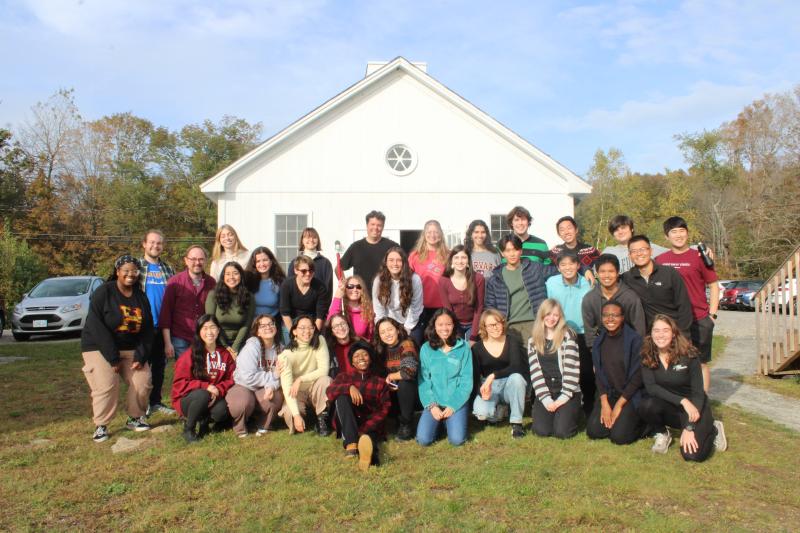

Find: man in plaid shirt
326;340;391;471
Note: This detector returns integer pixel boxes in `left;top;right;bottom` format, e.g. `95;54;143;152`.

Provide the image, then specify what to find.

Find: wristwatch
685;423;695;432
711;313;718;319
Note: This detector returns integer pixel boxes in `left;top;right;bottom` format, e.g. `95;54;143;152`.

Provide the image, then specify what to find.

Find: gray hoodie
233;336;281;391
581;282;646;350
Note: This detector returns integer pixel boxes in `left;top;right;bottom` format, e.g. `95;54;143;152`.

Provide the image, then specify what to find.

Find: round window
385;144;417;176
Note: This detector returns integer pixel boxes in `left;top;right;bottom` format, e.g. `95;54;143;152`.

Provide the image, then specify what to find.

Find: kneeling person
326;341;391;471
586;302;646;445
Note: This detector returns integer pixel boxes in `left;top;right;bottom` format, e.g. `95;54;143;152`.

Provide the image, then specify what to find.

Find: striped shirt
528;330;581;407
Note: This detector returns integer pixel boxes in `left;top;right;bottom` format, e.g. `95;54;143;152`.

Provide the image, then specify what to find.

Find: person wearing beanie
326;340;391;471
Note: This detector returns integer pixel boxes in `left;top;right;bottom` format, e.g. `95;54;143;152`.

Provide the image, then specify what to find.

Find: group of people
80;206;728;471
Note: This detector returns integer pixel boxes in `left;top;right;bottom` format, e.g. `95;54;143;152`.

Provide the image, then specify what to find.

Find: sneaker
475;414;487;421
147;403;176;417
344;443;358;458
93;425;109;443
126;416;151;432
357;435;373;472
238;433;249;439
316;410;332;437
511;423;526;439
395;423;414;441
256;427;268;437
651;431;672;454
713;421;728;452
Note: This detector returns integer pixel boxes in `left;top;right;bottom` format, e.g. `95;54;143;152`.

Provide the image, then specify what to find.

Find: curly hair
190;314;223;380
214;262;251;314
244;246;286;292
442;245;476;306
342;274;374;326
376;247;415;314
641;314;698;369
425;308;459;349
464;219;497;254
477;308;506;341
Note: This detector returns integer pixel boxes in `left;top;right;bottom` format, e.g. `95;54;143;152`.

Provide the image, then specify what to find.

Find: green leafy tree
0;227;48;307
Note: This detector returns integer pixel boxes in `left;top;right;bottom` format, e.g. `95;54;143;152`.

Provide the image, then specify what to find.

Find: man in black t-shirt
340;210;399;286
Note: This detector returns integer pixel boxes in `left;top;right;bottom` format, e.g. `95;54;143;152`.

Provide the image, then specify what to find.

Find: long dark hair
215;261;251;313
324;312;357;354
376;247;414;314
442;245;476;306
425;308;459;350
244;246;286;292
248;314;283;355
464;219;497;254
191;314;222;380
641;314;697;369
374;317;410;360
288;315;322;350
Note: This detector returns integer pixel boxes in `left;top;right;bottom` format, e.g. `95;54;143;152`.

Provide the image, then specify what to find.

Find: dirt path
710;310;800;432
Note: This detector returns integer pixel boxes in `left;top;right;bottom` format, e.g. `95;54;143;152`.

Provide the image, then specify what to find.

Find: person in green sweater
205;262;255;356
279;315;333;436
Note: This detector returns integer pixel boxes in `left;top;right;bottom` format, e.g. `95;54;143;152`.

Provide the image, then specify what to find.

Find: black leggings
148;330;167;406
586;396;645;445
576;334;596;416
390;379;418;426
531;393;582;439
638;396;716;462
334;396;379;465
181;389;230;433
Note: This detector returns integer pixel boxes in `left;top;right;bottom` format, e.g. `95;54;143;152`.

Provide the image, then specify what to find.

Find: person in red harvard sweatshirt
326;340;391;471
172;314;236;442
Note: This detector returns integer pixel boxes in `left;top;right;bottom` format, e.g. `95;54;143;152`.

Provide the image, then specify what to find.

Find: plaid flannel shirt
327;369;391;436
139;257;175;292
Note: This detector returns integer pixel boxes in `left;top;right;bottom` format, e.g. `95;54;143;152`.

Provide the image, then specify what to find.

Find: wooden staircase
756;245;800;375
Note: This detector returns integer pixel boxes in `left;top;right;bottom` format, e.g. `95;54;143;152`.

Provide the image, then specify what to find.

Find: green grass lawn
731;373;800;400
1;340;799;532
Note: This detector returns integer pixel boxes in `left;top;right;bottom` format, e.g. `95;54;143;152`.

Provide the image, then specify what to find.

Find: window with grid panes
490;214;507;244
275;214;308;271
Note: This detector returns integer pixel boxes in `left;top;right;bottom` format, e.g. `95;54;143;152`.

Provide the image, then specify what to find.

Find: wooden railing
756;244;800;375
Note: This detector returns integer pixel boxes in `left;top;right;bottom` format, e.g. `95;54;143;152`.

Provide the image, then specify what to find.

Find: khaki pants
508;320;535;351
281;375;332;433
227;384;285;436
82;350;152;426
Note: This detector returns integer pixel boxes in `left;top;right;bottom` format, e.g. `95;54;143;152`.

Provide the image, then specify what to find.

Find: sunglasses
297;269;314;275
346;284;362;290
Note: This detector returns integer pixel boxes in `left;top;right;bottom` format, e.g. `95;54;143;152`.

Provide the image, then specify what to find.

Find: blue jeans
171;336;191;361
416;403;469;446
472;373;528;423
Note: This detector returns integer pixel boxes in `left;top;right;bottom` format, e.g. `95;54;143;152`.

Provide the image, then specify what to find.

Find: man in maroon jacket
159;245;216;360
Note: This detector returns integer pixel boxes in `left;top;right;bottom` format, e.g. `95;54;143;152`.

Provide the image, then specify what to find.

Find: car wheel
12;331;30;342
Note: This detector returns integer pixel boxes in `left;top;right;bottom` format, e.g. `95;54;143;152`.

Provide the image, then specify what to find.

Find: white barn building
200;57;591;270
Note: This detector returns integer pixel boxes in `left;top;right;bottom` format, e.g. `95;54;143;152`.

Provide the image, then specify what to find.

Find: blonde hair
478;309;506;341
530;299;570;354
344;275;374;325
212;224;248;262
412;220;449;265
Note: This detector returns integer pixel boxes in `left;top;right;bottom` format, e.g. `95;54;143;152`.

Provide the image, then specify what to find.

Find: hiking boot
147;403;176;417
511;423;526;439
316;410;331;437
126;416;151;432
344;443;358;458
357;435;373;472
651;431;672;454
713;421;728;452
93;425;109;443
183;427;199;443
396;423;414;441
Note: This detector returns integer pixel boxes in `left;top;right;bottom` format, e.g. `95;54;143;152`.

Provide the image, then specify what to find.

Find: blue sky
1;0;798;176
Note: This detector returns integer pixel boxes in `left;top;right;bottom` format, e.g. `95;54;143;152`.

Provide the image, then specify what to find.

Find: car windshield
28;279;91;298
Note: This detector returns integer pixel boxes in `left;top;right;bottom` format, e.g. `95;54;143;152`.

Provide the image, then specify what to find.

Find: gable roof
200;56;591;195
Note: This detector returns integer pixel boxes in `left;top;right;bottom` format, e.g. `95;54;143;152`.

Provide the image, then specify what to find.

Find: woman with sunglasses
328;275;374;340
280;255;329;339
227;314;285;437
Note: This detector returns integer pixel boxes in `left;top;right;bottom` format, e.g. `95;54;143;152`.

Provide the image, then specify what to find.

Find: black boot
396;423;414;441
317;409;331;437
183;422;199;443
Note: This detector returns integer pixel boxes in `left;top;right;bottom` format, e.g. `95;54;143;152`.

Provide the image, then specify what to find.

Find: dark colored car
720;280;764;310
735;289;757;311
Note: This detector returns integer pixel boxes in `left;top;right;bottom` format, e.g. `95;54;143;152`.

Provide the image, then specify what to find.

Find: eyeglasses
346;284;362;290
297;269;314;275
186;257;205;262
331;322;349;330
258;323;276;330
484;322;503;329
601;313;622;319
629;248;650;255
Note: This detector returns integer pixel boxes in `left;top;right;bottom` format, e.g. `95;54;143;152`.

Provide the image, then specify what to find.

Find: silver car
11;276;105;341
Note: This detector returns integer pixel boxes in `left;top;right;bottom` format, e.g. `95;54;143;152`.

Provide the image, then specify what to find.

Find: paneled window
275;214;308;271
490;214;508;244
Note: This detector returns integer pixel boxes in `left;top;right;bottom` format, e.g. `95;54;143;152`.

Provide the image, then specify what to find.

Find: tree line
2;85;799;306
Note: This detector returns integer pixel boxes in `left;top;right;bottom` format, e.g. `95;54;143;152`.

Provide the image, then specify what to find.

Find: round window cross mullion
385;144;417;176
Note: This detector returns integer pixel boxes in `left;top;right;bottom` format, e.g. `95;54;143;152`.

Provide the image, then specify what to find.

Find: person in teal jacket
416;308;473;446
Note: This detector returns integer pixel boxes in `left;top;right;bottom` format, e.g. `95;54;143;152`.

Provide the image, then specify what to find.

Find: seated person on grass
326;340;391;471
586;302;646;445
374;317;419;441
172;314;236;443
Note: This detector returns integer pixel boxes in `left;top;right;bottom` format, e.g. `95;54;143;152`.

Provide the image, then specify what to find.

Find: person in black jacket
586;302;646;445
81;255;155;443
639;314;728;461
288;227;334;310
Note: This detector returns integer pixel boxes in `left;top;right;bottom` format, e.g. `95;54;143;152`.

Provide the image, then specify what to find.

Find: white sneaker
256;427;268;437
713;421;728;452
651;431;672;454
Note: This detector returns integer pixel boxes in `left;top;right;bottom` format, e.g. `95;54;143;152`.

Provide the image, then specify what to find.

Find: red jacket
326;369;391;437
171;346;236;416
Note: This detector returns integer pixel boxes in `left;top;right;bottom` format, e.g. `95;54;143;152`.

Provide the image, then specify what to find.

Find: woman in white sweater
372;247;424;347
